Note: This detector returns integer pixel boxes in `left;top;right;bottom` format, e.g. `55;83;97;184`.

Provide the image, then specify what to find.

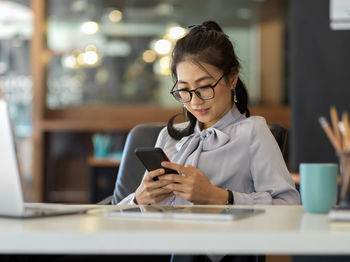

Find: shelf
40;106;181;131
87;157;121;167
41;119;147;131
38;105;290;131
250;105;290;129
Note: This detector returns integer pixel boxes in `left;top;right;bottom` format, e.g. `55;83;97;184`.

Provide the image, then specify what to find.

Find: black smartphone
135;147;178;181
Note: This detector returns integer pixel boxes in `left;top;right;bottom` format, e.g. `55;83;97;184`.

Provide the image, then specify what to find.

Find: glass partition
0;0;33;187
0;0;33;136
46;0;268;109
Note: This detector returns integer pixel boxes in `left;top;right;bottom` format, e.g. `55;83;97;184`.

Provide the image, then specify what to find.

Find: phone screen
135;147;178;180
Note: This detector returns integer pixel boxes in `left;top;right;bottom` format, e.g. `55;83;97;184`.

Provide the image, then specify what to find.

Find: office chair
100;122;288;205
267;123;288;159
110;122;166;204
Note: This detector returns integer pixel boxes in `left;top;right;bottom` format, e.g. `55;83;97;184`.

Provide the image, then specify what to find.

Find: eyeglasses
170;73;225;103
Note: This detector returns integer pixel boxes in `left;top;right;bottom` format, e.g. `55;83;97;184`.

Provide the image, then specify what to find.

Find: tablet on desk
108;206;264;221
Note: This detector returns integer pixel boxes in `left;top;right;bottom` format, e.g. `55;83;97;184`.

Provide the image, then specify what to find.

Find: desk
0;205;350;255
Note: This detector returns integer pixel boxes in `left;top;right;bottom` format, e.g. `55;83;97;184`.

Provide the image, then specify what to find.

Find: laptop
0;97;92;218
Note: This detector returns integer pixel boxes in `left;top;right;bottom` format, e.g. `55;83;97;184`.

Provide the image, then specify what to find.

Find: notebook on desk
0;98;92;218
329;206;350;222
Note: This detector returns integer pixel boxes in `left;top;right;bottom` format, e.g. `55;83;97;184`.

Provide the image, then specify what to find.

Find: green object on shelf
92;134;111;158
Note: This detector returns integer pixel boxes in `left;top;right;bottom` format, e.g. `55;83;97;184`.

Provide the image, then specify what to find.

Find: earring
233;88;238;104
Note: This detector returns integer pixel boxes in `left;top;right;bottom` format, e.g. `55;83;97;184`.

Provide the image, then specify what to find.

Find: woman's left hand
158;161;228;204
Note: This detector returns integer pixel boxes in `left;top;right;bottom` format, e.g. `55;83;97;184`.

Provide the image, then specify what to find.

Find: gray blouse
118;106;300;205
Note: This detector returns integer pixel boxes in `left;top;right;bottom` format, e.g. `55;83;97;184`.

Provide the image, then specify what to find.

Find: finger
153;178;176;187
164;183;187;193
158;174;185;183
151;193;174;204
143;191;173;205
144;175;174;191
148;187;173;198
161;161;187;174
145;168;165;182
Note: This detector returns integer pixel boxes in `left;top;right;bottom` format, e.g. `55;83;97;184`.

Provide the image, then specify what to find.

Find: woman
119;21;300;206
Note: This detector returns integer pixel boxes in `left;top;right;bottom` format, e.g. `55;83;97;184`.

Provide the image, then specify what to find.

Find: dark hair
167;20;250;140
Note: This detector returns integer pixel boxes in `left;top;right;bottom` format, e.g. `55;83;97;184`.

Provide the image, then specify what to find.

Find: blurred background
1;0;349;204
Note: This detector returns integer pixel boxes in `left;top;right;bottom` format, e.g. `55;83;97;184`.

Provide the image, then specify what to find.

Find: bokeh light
154;39;171;55
109;10;123;22
61;55;77;69
142;50;157;63
168;26;186;40
83;51;99;65
159;56;171;75
81;21;99;35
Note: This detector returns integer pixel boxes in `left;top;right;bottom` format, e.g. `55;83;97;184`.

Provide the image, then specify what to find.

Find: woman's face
176;61;237;129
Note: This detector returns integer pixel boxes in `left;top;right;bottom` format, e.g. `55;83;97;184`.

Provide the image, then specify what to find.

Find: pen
330;106;342;151
342;112;350;152
319;116;342;152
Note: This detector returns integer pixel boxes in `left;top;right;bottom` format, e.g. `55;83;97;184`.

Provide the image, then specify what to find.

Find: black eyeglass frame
170;73;226;103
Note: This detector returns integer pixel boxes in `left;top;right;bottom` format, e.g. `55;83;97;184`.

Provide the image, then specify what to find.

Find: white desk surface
0;204;350;255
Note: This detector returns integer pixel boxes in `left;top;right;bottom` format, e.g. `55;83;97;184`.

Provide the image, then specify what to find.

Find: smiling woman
118;21;299;207
116;21;299;262
174;61;234;130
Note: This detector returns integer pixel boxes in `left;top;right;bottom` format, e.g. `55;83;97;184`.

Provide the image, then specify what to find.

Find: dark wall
290;0;350;172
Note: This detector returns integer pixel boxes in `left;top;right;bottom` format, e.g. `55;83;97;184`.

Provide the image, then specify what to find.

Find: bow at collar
171;106;244;167
176;127;230;153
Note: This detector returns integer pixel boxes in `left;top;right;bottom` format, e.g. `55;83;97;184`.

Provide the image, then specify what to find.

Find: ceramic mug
300;163;338;213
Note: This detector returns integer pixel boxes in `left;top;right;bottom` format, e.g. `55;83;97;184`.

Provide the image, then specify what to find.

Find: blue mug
300;163;338;213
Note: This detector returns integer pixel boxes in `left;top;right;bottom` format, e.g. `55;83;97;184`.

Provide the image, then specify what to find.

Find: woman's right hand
134;168;174;205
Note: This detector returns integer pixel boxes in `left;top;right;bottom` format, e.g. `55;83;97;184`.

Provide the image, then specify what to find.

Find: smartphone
135;147;178;181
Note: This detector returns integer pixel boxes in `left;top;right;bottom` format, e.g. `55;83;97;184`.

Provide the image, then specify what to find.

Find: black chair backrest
112;122;166;204
110;122;288;204
267;123;288;158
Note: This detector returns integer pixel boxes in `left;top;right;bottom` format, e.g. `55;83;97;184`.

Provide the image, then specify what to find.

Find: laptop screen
0;99;25;216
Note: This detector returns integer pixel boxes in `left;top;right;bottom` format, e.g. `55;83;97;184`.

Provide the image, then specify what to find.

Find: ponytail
234;78;250;117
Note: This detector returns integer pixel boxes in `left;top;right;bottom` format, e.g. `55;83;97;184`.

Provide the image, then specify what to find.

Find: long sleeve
116;106;300;206
232;117;300;205
117;127;178;206
117;192;136;205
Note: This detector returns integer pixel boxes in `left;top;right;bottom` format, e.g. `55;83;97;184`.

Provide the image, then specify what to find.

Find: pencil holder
338;152;350;207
